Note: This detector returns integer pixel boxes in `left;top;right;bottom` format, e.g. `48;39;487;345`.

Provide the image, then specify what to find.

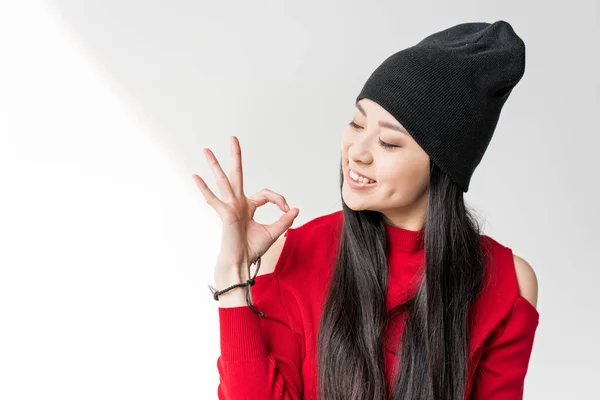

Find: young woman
194;20;539;400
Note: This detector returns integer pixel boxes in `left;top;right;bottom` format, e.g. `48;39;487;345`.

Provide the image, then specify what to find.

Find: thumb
265;208;299;240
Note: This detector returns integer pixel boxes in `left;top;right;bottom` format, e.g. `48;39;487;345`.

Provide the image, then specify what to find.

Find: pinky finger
192;174;225;212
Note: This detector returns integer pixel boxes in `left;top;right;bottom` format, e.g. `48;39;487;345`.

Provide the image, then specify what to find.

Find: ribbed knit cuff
218;305;269;362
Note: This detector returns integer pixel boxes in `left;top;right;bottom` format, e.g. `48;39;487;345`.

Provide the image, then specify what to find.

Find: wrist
216;287;247;308
214;263;250;283
212;269;252;308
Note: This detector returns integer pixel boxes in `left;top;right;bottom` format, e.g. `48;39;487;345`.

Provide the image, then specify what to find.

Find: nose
348;134;374;166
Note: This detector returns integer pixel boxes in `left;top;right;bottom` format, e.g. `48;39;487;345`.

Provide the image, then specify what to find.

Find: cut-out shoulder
254;232;288;277
513;254;538;309
515;295;540;318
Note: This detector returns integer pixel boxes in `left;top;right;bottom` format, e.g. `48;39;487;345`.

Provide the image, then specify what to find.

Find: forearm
215;268;304;400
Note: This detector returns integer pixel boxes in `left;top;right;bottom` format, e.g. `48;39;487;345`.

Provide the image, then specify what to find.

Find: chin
342;187;372;211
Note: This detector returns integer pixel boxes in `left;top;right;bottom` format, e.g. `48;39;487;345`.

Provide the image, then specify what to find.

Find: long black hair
316;158;485;400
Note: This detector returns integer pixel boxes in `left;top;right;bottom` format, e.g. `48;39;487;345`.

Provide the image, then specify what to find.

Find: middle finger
228;136;244;197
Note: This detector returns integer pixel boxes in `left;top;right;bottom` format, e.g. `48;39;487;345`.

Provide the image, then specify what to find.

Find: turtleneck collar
384;222;425;251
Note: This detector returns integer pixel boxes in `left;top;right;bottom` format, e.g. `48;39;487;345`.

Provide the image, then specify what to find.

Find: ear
513;254;539;309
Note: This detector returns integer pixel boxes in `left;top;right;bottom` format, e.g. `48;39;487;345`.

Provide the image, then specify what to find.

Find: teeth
350;169;375;184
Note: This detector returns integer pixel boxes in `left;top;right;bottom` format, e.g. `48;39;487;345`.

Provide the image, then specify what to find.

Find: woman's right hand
192;135;300;278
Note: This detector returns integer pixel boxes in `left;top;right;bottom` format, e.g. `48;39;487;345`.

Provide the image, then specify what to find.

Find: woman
195;20;539;400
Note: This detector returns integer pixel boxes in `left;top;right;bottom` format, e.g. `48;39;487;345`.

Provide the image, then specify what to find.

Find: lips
349;167;376;182
346;168;377;189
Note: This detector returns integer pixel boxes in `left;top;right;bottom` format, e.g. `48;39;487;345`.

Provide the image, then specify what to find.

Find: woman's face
341;98;430;228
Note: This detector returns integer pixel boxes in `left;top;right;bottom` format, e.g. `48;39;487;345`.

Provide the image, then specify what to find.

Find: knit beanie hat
355;20;525;192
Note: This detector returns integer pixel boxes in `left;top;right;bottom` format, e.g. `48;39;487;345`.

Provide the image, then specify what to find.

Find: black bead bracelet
209;256;265;317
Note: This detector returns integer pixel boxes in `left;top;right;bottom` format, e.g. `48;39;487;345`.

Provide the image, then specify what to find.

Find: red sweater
216;210;539;399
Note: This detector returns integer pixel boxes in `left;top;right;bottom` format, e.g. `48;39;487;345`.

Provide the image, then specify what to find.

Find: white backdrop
1;0;598;398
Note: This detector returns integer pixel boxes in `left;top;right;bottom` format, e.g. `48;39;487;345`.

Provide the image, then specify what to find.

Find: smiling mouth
346;168;377;188
348;168;376;184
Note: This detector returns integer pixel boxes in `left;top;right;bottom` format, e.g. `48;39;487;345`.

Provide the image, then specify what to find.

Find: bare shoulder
513;254;539;309
255;233;289;277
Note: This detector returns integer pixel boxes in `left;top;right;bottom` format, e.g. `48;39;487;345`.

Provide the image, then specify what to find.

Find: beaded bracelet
208;256;265;317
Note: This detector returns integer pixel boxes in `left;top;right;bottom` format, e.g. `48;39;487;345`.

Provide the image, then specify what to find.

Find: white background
1;0;598;398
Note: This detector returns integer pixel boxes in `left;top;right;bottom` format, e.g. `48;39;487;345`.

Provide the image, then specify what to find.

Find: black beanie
356;20;525;192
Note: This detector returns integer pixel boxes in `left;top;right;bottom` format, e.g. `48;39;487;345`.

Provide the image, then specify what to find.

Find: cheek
379;160;428;192
340;136;352;163
341;130;352;149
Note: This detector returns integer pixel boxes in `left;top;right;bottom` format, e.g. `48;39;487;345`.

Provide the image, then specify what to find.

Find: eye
378;138;399;149
349;120;399;149
348;120;363;130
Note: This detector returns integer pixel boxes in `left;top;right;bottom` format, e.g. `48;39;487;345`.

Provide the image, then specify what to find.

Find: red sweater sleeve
470;295;540;399
216;230;303;400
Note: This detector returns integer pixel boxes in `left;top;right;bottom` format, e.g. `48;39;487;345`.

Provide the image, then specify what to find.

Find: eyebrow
356;102;411;137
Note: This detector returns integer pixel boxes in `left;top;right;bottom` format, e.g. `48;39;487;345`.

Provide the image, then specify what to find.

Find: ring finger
203;148;235;201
